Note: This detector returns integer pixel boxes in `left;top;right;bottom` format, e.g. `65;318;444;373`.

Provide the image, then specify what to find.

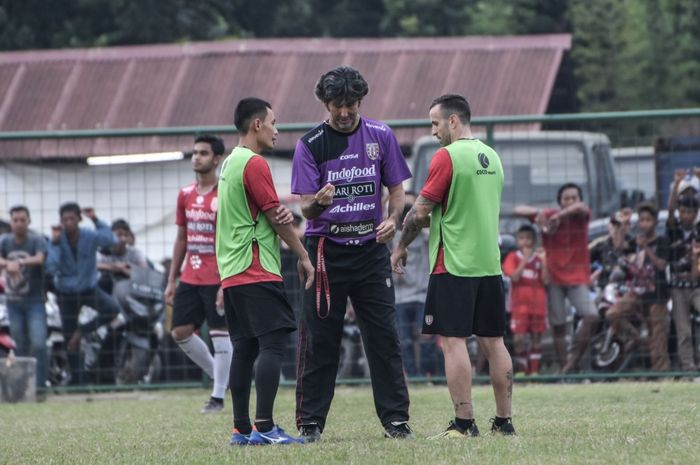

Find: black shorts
171;282;226;329
423;273;506;338
223;282;297;341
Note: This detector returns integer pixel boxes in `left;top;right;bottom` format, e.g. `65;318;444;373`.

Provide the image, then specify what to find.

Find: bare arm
391;195;436;273
508;253;530;282
376;183;405;244
300;183;335;220
540;251;550;285
164;226;187;305
1;251;44;270
513;205;539;218
667;169;686;226
637;234;667;271
263;208;314;289
553;201;588;220
21;251;45;266
692;242;700;281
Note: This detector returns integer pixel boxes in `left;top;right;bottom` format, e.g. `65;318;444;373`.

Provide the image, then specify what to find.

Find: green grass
1;382;699;465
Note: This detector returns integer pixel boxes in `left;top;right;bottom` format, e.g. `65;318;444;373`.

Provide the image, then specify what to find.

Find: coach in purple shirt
292;66;412;442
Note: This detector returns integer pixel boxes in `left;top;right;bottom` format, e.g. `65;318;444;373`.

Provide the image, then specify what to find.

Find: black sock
234;419;252;435
254;330;286;422
455;417;474;430
494;416;510;427
255;420;274;433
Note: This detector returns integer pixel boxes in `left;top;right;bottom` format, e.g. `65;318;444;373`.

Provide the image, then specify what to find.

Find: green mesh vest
428;139;503;276
216;147;281;280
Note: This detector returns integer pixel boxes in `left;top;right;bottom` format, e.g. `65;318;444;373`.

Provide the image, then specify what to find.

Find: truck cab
410;131;621;230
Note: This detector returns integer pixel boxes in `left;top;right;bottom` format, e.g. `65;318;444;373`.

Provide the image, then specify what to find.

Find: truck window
496;141;588;211
591;143;616;212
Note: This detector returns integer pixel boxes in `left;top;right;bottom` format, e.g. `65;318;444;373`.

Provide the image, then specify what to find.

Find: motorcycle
112;267;165;385
588;262;655;373
44;292;70;387
588;280;634;372
78;267;165;384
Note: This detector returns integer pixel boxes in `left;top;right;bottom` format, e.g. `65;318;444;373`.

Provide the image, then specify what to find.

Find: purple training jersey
292;117;412;245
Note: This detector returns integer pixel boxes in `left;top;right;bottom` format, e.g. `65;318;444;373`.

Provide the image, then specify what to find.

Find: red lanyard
315;237;331;319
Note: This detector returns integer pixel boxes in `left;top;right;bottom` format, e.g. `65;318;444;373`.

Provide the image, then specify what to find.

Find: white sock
175;334;214;378
210;330;232;399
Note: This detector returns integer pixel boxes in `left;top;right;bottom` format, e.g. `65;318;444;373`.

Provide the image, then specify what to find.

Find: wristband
312;200;329;211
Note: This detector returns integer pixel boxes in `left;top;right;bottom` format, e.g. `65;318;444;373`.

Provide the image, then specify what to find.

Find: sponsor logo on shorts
425;315;433;326
386;278;392;288
328;220;374;237
333;181;375;203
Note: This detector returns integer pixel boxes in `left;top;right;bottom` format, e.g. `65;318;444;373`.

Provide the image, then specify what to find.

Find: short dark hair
678;195;699;211
234;98;272;134
637;202;658;219
429;94;471;124
59;202;81;218
111;218;131;232
194;134;225;156
9;205;30;218
556;183;583;205
315;66;369;106
517;224;537;238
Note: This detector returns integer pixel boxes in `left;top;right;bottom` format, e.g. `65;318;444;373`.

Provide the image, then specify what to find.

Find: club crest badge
425;315;433;326
366;143;380;160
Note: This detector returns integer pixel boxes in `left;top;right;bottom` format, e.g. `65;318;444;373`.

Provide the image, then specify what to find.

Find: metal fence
1;107;700;393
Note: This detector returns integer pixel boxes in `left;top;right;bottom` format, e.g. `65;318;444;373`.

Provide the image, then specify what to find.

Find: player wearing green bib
217;97;314;446
392;94;515;438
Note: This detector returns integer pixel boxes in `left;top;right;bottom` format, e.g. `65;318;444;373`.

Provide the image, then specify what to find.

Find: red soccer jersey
419;148;453;274
502;251;547;316
176;183;221;285
221;155;283;289
539;208;591;285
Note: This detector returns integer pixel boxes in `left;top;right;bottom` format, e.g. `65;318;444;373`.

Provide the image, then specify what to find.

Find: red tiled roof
0;35;570;159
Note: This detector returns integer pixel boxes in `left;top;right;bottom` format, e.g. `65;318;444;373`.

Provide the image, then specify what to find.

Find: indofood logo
327;165;376;183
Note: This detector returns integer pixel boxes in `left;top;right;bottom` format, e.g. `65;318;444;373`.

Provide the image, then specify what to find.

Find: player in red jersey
165;135;232;413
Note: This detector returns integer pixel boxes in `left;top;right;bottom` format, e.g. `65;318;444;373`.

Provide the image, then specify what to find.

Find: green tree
570;0;626;111
666;0;700;106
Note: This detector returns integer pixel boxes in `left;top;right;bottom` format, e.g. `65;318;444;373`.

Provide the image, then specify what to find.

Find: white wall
0;156;294;263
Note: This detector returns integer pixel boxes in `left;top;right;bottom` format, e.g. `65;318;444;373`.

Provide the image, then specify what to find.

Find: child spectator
502;225;549;374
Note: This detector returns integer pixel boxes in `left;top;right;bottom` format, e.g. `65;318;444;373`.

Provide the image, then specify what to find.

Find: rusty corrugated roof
0;35;570;159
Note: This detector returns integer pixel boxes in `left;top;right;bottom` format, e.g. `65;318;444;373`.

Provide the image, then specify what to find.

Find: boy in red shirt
503;225;549;374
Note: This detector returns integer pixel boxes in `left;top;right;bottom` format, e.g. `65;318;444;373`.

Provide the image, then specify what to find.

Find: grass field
1;381;699;465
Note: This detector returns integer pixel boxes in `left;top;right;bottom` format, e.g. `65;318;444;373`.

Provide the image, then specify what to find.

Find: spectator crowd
1;161;699;390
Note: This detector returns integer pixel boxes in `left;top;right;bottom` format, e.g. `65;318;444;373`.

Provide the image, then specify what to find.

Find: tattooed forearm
398;206;423;249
